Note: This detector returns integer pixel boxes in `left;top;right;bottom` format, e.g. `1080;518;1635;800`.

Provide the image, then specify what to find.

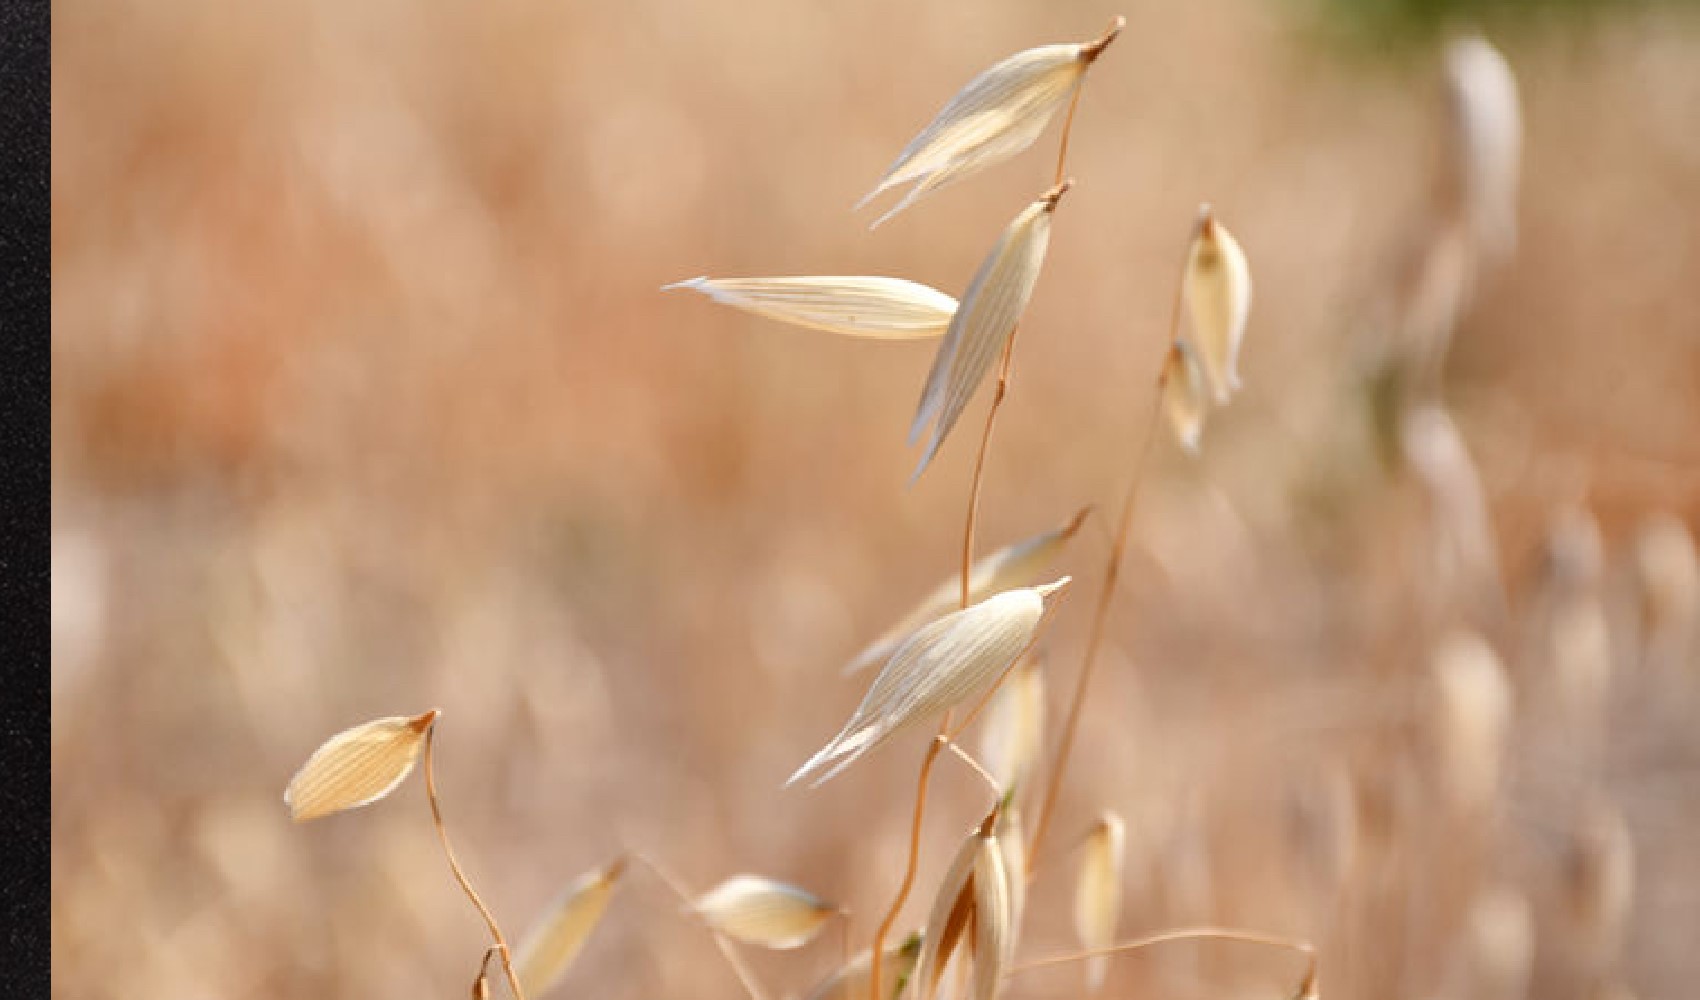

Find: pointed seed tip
1063;505;1095;536
1035;576;1074;599
409;708;441;733
1082;17;1125;60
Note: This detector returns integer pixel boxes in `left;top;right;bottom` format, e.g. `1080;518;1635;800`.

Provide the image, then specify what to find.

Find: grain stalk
421;724;529;1000
874;25;1119;999
1008;925;1317;995
1028;230;1191;870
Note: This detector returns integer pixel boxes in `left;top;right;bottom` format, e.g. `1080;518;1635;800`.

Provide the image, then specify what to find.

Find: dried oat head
283;709;437;822
693;874;838;950
910;183;1070;481
663;276;957;340
858;18;1122;227
1430;630;1512;811
515;856;627;997
1074;811;1126;993
846;508;1089;677
979;654;1047;794
789;579;1071;788
1161;338;1211;454
1183;205;1253;405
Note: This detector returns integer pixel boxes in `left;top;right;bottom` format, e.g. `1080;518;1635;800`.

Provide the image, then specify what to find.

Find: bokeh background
51;1;1700;998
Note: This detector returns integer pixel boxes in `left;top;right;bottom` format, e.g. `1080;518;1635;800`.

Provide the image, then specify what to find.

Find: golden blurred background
51;1;1700;998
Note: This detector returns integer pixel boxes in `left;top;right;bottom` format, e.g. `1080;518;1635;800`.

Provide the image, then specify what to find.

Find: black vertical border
0;0;53;990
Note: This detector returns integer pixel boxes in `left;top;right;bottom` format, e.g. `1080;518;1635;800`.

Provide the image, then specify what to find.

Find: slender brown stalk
868;712;950;1000
888;27;1117;998
421;724;528;1000
1053;88;1085;188
632;852;771;1000
1006;925;1315;976
1055;16;1121;187
943;736;1003;797
961;332;1021;609
1028;247;1189;871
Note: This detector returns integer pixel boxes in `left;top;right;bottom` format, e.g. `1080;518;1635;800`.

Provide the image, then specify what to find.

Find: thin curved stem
1027;248;1189;871
1057;16;1123;186
869;712;951;1000
1006;925;1315;977
1054;86;1085;187
421;723;528;1000
632;852;770;1000
961;332;1020;609
942;736;1003;798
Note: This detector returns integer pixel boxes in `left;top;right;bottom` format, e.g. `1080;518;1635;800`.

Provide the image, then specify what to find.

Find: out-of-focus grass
51;2;1700;999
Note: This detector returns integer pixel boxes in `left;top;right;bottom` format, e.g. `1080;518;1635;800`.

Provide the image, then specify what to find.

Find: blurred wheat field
49;1;1700;999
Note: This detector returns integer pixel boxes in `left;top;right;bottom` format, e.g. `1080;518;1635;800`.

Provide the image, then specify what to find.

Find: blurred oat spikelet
1183;206;1253;404
1401;404;1504;615
803;931;923;1000
972;822;1015;997
912;807;1014;1000
663;276;957;340
1074;811;1126;993
858;19;1122;228
1430;631;1512;811
910;184;1070;480
979;656;1047;794
1630;513;1698;668
789;579;1071;787
692;874;838;950
847;508;1089;677
1463;884;1534;1000
994;802;1029;954
1534;506;1612;723
515;857;627;997
1443;36;1522;262
1161;338;1212;454
283;709;436;822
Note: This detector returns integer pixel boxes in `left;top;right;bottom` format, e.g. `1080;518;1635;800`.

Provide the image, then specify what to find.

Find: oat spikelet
1444;36;1522;262
1430;630;1512;811
980;658;1046;794
283;710;436;822
804;932;924;1000
1183;205;1253;404
1161;338;1211;454
515;857;627;997
693;874;838;950
845;508;1089;677
1074;811;1126;993
913;811;997;1000
910;184;1068;481
858;20;1120;228
662;276;957;340
972;826;1014;1000
789;579;1071;788
1465;884;1533;1000
994;801;1029;953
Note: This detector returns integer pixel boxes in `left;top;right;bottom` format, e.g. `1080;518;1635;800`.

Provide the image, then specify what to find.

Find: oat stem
869;711;951;1000
1028;244;1188;871
632;852;771;1000
1006;926;1315;979
961;332;1021;609
421;724;528;1000
943;736;1003;797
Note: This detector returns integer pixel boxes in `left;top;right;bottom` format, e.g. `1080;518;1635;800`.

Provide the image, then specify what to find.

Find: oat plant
283;16;1312;1000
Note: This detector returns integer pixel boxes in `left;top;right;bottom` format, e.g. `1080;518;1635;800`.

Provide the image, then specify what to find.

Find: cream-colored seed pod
693;874;837;950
